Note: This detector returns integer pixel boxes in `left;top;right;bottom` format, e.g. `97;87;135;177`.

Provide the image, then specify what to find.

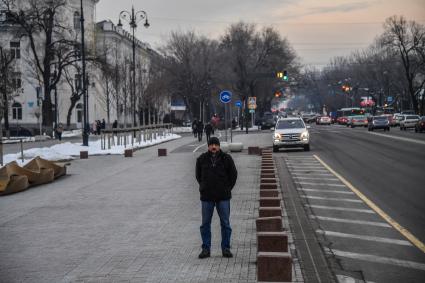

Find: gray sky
95;0;425;68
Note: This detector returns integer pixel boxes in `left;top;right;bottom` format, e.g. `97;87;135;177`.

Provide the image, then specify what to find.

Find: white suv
400;115;420;130
273;118;310;152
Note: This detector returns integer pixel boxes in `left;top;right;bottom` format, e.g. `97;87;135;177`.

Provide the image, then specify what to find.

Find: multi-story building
0;0;161;135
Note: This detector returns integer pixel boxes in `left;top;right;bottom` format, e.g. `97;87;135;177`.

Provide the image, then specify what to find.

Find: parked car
260;112;276;130
337;116;349;125
414;116;425;133
302;113;318;124
273;117;310;152
392;113;404;127
400;115;420;130
368;116;390;131
349;115;368;128
316;116;331;125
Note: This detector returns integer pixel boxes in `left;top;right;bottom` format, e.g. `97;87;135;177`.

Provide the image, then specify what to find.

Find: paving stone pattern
0;134;270;283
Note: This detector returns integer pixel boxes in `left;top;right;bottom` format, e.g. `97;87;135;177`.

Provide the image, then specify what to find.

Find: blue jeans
200;200;232;251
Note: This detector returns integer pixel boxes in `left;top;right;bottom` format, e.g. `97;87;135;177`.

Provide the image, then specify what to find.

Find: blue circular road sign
235;100;242;107
219;90;232;104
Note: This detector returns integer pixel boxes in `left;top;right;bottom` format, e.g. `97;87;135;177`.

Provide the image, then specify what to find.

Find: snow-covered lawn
3;133;181;166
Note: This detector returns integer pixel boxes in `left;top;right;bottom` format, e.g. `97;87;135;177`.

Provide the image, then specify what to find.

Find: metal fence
99;124;173;150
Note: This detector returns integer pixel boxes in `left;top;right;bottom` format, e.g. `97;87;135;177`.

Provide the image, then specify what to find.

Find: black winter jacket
196;150;238;201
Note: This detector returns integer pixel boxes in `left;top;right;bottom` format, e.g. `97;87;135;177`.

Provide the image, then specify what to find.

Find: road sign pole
230;103;233;143
224;103;228;142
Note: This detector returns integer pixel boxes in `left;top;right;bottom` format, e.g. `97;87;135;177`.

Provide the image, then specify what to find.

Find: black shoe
198;249;210;259
222;249;233;258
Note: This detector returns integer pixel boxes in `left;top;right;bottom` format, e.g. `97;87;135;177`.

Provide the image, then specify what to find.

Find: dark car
368;116;390;131
415;116;425;133
260;113;276;130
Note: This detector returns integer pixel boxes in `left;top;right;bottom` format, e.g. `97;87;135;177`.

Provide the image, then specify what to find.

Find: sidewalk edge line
313;154;425;254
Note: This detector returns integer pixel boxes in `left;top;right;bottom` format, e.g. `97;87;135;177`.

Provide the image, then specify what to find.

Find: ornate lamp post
80;0;88;146
118;6;149;128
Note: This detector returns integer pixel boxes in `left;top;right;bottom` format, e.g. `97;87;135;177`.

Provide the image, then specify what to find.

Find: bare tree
381;15;425;114
5;0;83;134
220;22;298;132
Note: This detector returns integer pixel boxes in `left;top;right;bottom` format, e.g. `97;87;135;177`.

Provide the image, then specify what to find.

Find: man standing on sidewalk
195;137;238;259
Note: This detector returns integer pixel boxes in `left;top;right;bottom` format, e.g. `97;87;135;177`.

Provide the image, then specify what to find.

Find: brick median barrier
257;231;288;252
248;146;260;155
259;207;281;217
256;216;283;232
124;149;133;157
261;165;275;170
260;190;278;198
260;183;278;190
261;172;275;178
261;169;275;174
158;148;167;156
257;252;292;282
261;178;278;184
80;151;88;159
260;197;281;207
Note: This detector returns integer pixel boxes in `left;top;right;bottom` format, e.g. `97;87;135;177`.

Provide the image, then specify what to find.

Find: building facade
0;0;162;135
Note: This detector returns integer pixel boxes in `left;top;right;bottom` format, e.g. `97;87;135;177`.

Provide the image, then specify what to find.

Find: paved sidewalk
0;132;272;283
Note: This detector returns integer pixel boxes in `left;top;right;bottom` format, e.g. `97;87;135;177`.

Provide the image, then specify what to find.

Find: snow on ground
2;133;181;165
172;126;193;133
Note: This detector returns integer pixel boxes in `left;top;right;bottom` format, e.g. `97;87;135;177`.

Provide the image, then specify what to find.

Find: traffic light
283;70;288;81
274;91;282;98
276;71;288;81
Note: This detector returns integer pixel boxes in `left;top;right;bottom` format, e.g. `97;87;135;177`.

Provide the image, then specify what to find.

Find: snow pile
172;127;193;133
2;133;181;165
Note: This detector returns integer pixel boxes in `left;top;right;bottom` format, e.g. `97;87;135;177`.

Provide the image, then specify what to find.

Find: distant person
192;119;198;138
197;120;204;142
112;120;118;129
101;119;106;130
196;137;238;259
204;123;213;143
55;123;64;141
96;120;101;135
92;121;97;135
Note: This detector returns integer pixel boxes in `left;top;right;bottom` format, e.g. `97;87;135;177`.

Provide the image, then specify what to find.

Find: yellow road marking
313;154;425;253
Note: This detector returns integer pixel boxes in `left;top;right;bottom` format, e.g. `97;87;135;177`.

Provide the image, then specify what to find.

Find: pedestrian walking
204;122;213;143
197;120;204;142
101;118;106;130
55;123;64;141
192;119;198;138
96;120;101;135
195;137;238;259
92;121;97;135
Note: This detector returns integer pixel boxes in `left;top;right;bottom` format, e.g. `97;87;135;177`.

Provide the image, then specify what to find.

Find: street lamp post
118;6;149;128
80;0;88;146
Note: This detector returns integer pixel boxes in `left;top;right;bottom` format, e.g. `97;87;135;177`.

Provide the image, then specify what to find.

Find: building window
74;11;80;29
10;41;20;59
12;102;22;120
12;72;21;89
76;103;83;123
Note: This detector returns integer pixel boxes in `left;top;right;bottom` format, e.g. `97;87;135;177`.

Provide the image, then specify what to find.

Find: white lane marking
289;169;329;173
295;177;339;181
308;205;375;214
286;162;320;165
299;188;354;194
316;230;412;246
326;248;425;271
193;143;207;153
368;132;425;146
289;166;324;169
293;173;335;176
310;215;391;227
301;195;362;203
296;182;346;187
336;275;376;283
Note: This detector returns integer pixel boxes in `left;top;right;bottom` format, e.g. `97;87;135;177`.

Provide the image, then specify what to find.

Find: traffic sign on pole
219;90;232;104
235;100;242;108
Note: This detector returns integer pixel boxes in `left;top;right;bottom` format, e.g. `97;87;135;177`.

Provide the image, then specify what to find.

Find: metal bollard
20;139;24;163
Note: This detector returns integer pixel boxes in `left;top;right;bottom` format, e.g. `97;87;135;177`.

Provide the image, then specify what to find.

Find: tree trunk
66;95;79;129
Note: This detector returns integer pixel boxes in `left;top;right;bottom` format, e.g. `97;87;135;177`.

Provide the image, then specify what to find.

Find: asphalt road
275;123;425;282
